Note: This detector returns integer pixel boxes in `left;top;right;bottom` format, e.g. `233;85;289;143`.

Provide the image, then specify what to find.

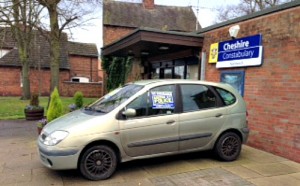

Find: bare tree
36;0;101;92
0;0;42;99
215;0;294;23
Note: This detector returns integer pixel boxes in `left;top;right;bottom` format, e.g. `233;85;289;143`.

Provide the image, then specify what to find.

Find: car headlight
43;130;69;146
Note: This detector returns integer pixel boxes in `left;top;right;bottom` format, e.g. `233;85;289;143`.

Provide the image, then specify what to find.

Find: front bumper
38;140;80;170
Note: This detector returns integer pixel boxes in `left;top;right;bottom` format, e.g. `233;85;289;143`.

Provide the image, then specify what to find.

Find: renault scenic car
38;80;249;180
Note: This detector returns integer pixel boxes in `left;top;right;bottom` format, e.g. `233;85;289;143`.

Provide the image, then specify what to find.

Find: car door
119;84;179;157
178;84;228;151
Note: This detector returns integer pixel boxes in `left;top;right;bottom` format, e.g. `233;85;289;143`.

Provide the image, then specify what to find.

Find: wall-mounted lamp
229;25;240;39
141;51;149;56
158;45;169;50
128;50;134;56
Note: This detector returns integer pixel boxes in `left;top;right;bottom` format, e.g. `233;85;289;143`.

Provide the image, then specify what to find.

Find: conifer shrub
74;91;84;108
47;87;63;122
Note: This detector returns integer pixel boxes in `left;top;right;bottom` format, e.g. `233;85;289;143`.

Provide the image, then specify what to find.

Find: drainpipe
90;58;92;82
200;52;206;80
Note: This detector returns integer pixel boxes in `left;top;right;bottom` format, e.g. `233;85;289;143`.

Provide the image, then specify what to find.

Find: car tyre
214;132;241;161
79;145;117;180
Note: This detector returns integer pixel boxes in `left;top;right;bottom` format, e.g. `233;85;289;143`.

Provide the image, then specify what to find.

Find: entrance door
163;68;172;79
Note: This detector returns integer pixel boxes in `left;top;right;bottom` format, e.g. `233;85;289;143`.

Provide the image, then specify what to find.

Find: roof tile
103;1;200;32
68;41;98;57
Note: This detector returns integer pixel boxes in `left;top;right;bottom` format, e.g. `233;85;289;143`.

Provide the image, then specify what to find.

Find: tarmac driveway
0;120;300;186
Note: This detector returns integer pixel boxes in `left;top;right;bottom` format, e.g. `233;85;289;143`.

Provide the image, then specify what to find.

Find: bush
74;91;84;108
47;87;63;122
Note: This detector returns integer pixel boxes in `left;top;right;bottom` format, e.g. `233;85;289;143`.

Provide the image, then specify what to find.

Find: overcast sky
69;0;239;51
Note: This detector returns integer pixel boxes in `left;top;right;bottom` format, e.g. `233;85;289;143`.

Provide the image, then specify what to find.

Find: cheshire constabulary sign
209;34;263;68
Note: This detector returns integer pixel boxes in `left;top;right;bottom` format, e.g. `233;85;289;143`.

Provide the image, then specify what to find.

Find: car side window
125;85;176;118
126;92;148;117
148;85;176;116
216;88;236;106
181;84;217;112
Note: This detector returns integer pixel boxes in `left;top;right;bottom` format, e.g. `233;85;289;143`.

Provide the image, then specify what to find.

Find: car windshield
87;84;143;113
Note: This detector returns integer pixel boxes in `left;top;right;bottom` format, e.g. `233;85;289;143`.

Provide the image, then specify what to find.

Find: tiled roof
103;0;200;32
0;27;69;69
68;41;98;57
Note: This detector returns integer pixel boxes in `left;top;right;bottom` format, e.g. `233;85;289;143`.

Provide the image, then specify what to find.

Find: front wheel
214;132;242;161
79;145;117;180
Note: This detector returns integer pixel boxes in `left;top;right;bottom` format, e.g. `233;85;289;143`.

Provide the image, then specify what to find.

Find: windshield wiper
95;108;107;113
84;106;93;111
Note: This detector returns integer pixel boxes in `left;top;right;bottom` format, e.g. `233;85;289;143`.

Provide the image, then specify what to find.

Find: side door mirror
122;108;136;118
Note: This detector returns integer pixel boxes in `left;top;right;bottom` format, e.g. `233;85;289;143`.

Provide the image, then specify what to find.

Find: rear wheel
214;132;241;161
79;145;117;180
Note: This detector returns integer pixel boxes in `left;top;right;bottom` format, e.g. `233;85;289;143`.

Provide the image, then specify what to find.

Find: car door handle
215;113;223;118
166;120;175;125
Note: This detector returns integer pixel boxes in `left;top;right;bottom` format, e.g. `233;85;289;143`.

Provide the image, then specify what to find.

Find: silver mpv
38;80;249;180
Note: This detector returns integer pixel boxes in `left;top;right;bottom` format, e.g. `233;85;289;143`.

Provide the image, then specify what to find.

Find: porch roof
101;28;203;59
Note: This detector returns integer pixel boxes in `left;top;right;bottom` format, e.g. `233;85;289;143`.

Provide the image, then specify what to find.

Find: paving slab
249;174;300;186
0;119;299;186
150;168;254;186
223;166;262;179
242;162;299;176
290;172;300;180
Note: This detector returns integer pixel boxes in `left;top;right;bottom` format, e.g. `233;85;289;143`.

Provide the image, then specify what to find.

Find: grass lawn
0;96;98;120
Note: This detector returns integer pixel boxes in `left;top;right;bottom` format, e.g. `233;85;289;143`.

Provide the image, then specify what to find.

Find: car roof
132;79;224;87
130;79;238;95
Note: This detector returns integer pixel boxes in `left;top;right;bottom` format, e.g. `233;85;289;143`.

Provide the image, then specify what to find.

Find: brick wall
61;82;102;98
69;55;100;82
143;0;155;9
126;58;143;82
0;67;69;96
0;67;102;98
202;6;300;162
103;25;145;83
0;67;22;96
103;26;135;46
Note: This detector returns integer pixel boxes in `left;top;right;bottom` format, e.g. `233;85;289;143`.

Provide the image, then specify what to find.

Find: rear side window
216;88;236;106
180;84;217;112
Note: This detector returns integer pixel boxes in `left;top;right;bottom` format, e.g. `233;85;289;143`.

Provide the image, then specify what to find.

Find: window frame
214;87;237;106
220;71;245;96
118;84;180;120
178;84;224;113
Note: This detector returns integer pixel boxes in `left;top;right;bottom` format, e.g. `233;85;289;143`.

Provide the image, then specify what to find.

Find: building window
20;72;23;87
0;49;10;58
150;56;198;80
220;71;245;96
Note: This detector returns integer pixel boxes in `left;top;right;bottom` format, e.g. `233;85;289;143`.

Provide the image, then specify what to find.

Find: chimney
143;0;155;9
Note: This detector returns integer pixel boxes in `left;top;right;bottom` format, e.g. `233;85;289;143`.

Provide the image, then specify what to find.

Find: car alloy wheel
79;145;117;180
215;132;241;161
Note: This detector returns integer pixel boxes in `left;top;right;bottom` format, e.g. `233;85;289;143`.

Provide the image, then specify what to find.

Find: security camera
229;25;240;39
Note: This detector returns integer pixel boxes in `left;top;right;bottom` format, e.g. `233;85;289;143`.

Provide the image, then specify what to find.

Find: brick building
0;28;102;97
102;0;300;162
102;0;200;82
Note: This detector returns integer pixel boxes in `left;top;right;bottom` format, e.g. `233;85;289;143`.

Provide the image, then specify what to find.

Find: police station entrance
150;56;199;79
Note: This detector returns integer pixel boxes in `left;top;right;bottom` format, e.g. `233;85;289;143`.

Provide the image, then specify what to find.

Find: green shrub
47;87;63;122
74;91;84;108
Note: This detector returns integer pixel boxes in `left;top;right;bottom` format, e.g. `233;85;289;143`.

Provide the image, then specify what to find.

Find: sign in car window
151;91;175;109
209;34;263;68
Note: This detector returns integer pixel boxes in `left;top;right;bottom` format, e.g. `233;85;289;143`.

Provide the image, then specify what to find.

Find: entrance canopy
102;28;203;59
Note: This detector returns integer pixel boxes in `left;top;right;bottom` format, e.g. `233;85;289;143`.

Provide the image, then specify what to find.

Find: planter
37;126;43;135
24;108;44;120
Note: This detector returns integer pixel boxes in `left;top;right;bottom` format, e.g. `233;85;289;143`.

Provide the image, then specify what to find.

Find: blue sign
151;91;175;109
216;34;263;68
